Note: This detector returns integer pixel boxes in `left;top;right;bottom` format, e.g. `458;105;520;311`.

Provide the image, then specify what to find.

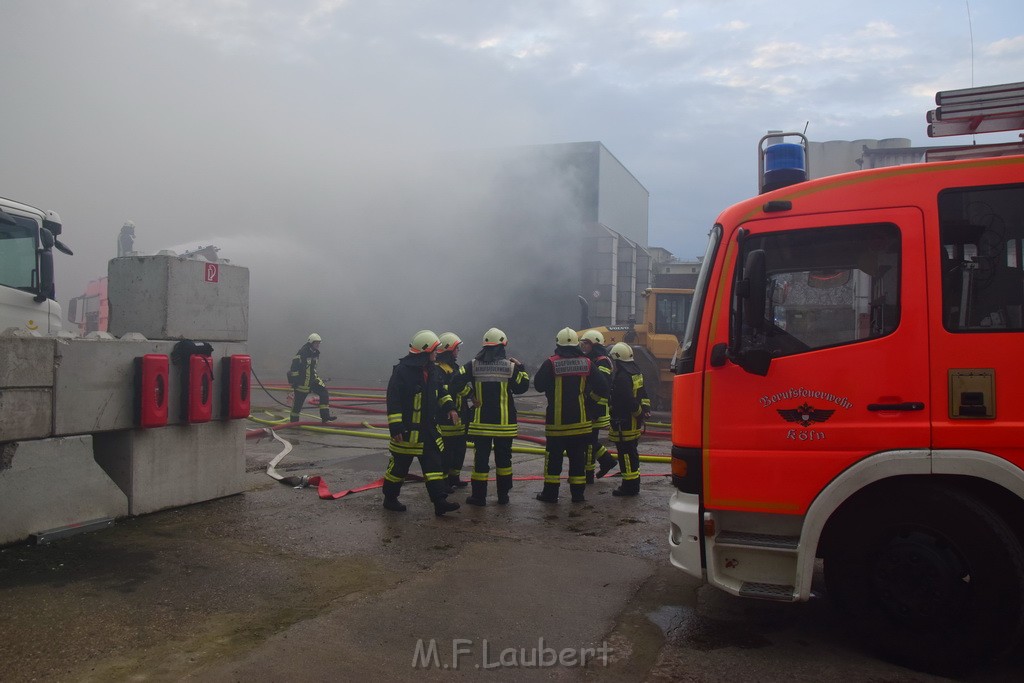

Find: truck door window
739;223;900;357
939;183;1024;332
655;293;691;336
0;215;38;290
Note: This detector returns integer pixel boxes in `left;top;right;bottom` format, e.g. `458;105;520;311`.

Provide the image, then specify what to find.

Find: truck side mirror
741;249;767;332
35;249;55;303
726;248;772;376
39;227;55;250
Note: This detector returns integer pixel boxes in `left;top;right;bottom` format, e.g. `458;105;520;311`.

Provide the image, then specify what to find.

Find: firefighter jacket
288;342;324;391
453;346;530;438
608;359;651;441
435;352;470;438
584;343;613;429
533;346;609;438
386;353;455;457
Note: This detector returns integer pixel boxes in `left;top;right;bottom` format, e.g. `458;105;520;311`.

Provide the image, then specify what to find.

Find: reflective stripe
545;422;591;437
467;423;518;437
567;475;587;485
384;458;404;483
544;474;561;484
495;466;513;476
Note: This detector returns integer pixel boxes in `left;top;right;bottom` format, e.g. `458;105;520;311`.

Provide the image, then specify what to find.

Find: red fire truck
668;85;1024;674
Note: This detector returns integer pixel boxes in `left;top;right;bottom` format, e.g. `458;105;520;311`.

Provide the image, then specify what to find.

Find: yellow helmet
409;330;441;354
307;333;322;343
482;327;507;346
609;342;634;361
555;327;579;346
580;329;604;345
438;332;462;352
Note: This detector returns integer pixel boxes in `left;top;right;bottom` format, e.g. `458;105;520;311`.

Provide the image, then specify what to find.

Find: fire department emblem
777;403;835;427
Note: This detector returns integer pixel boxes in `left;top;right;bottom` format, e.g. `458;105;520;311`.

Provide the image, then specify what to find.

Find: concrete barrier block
0;436;129;546
108;255;249;341
93;421;245;516
0;388;52;441
0;337;56;386
53;338;250;434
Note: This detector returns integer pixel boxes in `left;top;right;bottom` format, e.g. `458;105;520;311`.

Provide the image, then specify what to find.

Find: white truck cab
0;196;71;335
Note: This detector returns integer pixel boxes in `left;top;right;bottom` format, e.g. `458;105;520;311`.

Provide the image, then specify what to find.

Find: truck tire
630;345;662;411
823;481;1024;676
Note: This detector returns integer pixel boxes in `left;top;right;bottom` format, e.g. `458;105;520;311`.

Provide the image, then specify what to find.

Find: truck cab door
704;208;929;515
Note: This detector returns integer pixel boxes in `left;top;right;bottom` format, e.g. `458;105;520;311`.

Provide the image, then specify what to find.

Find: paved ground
1;392;1021;681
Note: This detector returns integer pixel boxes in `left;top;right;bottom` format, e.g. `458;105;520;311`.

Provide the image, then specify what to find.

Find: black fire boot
535;483;559;503
570;483;587;503
382;481;406;511
613;478;641;497
496;474;513;505
434;497;460;516
585;470;595;485
320;411;338;423
449;474;468;489
596;452;617;479
466;480;488;507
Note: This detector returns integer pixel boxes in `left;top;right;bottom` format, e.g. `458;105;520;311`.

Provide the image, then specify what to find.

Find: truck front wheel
823;481;1024;676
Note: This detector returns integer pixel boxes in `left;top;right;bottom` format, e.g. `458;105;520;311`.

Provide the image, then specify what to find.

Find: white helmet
438;332;462;352
409;329;441;354
556;327;579;347
482;327;507;346
307;333;322;343
580;329;604;345
610;342;634;361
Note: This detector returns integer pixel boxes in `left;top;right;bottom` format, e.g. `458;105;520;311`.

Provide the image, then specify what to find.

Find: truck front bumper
668;489;703;579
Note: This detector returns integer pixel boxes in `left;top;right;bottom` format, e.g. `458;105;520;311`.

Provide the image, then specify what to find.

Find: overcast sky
2;0;1022;377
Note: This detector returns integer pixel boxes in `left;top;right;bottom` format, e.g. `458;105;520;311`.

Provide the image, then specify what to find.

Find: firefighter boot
381;481;406;512
466;480;488;506
612;478;640;497
449;474;468;489
596;452;617;479
496;474;513;505
433;496;461;516
535;483;559;503
570;483;587;503
320;410;338;423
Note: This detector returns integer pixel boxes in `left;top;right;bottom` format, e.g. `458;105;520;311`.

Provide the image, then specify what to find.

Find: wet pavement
1;393;1022;681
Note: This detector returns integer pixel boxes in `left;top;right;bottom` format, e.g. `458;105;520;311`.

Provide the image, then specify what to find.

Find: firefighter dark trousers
540;434;589;502
290;384;332;422
469;436;513;502
586;427;615;479
441;434;468;484
381;438;449;503
612;438;641;495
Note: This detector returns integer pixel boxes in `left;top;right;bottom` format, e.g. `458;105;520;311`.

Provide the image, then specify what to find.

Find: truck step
715;530;799;550
739;582;796;601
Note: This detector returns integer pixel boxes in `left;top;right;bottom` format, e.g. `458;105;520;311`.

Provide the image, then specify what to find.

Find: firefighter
608;342;651;496
435;332;470;490
287;333;338;423
533;327;608;503
381;330;461;516
579;329;616;482
453;327;530;506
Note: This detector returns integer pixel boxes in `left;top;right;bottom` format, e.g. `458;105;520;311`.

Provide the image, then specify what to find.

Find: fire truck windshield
675;225;721;374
